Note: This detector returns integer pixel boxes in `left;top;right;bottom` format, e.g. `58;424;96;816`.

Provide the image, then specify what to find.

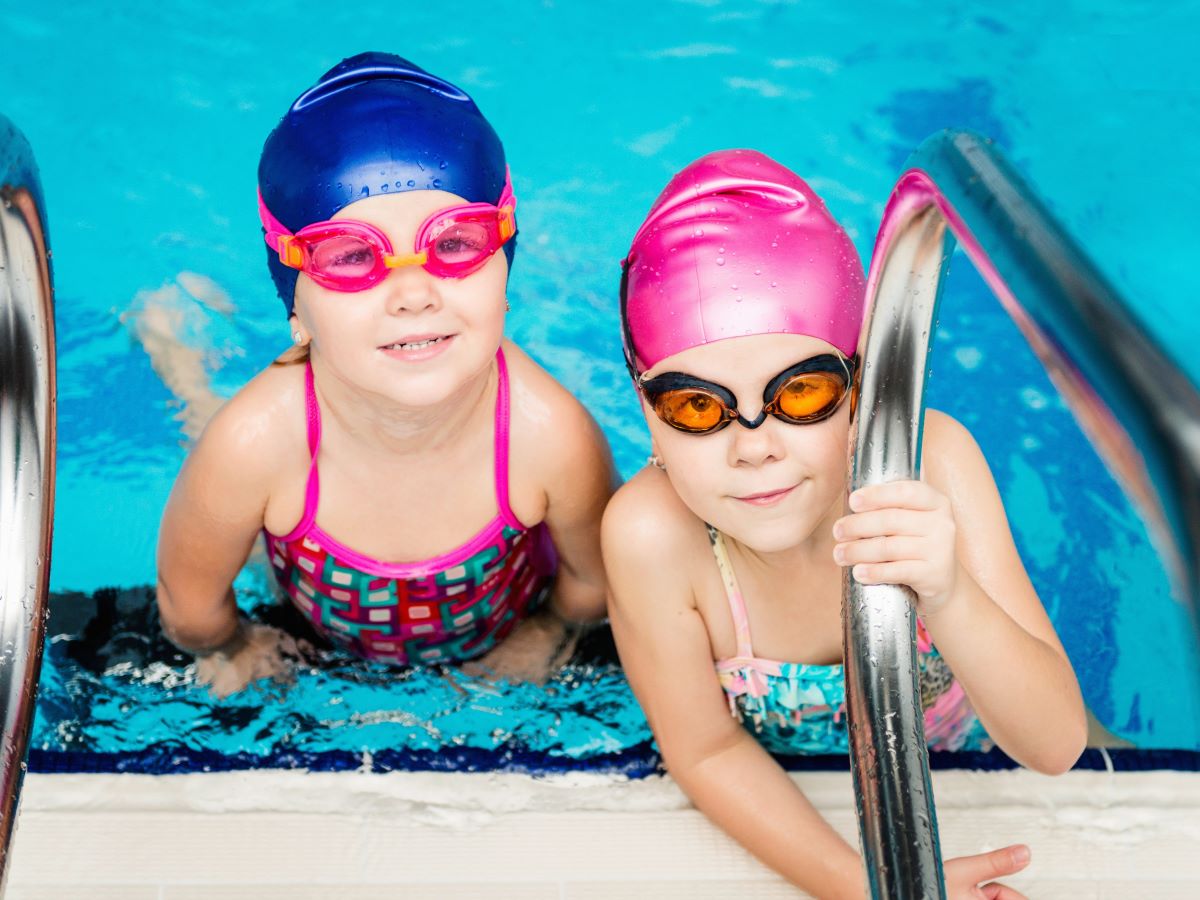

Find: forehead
330;189;471;229
644;333;838;384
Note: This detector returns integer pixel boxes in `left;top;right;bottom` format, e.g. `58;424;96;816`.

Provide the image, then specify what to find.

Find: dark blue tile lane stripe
26;746;1200;777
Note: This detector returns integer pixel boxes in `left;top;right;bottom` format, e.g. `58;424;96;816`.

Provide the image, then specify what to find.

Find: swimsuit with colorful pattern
709;526;990;755
265;347;557;665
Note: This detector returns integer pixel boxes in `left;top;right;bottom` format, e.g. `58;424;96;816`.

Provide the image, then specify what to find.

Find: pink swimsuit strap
274;346;524;563
709;525;937;670
708;526;757;661
707;527;982;752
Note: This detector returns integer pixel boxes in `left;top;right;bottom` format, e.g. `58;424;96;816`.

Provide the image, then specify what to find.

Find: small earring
647;454;666;471
505;300;511;312
292;332;303;345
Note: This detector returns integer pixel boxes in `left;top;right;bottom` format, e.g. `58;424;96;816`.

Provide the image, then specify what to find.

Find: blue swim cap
258;52;513;315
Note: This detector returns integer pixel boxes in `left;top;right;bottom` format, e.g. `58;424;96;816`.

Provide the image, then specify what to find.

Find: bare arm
156;394;276;653
602;482;863;898
535;391;618;624
920;412;1086;772
836;411;1087;773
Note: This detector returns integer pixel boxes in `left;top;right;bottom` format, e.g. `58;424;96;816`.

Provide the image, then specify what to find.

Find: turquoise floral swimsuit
708;526;991;755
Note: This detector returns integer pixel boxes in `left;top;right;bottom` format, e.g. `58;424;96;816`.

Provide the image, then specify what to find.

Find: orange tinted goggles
639;354;856;435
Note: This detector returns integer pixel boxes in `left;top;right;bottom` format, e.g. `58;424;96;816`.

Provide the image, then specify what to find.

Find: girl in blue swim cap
155;53;615;694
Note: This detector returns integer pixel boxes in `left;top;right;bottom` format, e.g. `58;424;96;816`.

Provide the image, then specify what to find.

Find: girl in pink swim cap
603;149;1086;898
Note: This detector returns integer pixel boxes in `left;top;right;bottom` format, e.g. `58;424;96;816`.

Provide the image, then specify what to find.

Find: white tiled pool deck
7;766;1199;898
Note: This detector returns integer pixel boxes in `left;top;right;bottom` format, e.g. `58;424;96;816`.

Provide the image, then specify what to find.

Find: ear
647;438;670;471
289;314;310;346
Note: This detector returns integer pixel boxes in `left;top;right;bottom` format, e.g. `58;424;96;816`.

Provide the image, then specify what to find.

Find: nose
384;264;442;315
727;412;786;468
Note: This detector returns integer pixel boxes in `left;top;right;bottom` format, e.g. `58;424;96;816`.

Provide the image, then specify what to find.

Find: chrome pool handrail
0;114;56;893
845;129;1200;898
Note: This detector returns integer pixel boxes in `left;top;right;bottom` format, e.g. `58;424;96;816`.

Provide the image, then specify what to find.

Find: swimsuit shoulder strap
707;525;755;659
493;345;523;530
299;359;322;526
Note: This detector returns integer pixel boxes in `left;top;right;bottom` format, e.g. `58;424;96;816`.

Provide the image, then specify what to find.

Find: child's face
642;333;851;554
292;189;508;406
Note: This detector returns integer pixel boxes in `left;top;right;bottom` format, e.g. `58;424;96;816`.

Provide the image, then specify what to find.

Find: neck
309;355;496;457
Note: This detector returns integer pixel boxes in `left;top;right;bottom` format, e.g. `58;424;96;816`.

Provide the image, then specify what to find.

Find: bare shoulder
188;362;307;491
502;340;607;452
921;409;990;480
923;408;978;450
602;467;707;606
920;408;1008;517
502;340;614;512
161;361;310;545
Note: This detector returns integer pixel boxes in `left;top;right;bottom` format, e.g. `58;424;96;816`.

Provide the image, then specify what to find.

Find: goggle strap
257;189;293;255
496;168;517;241
498;208;516;241
498;166;517;213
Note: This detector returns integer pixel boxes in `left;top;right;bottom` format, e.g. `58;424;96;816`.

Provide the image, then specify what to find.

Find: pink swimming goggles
257;170;517;292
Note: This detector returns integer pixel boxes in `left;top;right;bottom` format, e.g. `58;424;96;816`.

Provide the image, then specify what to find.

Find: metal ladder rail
0;113;56;894
845;128;1200;899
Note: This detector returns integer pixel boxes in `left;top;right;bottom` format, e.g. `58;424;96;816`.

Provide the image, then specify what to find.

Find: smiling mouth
381;335;450;351
734;485;797;505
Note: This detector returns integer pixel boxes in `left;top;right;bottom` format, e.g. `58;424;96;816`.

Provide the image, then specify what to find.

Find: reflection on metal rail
0;113;56;893
845;129;1200;898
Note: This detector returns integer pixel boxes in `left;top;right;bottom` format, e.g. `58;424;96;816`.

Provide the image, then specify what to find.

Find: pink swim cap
621;149;865;373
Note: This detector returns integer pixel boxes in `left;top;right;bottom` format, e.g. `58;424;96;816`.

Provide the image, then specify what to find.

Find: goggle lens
774;371;845;422
427;217;495;271
654;389;728;433
308;234;381;281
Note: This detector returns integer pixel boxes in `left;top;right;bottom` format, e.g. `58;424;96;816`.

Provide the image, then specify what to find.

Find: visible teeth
388;337;443;350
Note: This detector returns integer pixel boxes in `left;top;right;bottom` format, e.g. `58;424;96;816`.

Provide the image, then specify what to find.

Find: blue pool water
3;1;1199;764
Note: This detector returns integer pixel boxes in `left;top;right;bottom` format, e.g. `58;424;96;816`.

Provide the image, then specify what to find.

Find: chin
695;505;784;551
729;521;811;555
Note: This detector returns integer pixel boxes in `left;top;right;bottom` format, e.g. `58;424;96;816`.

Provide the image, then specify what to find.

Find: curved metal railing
0;113;56;892
845;129;1200;898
